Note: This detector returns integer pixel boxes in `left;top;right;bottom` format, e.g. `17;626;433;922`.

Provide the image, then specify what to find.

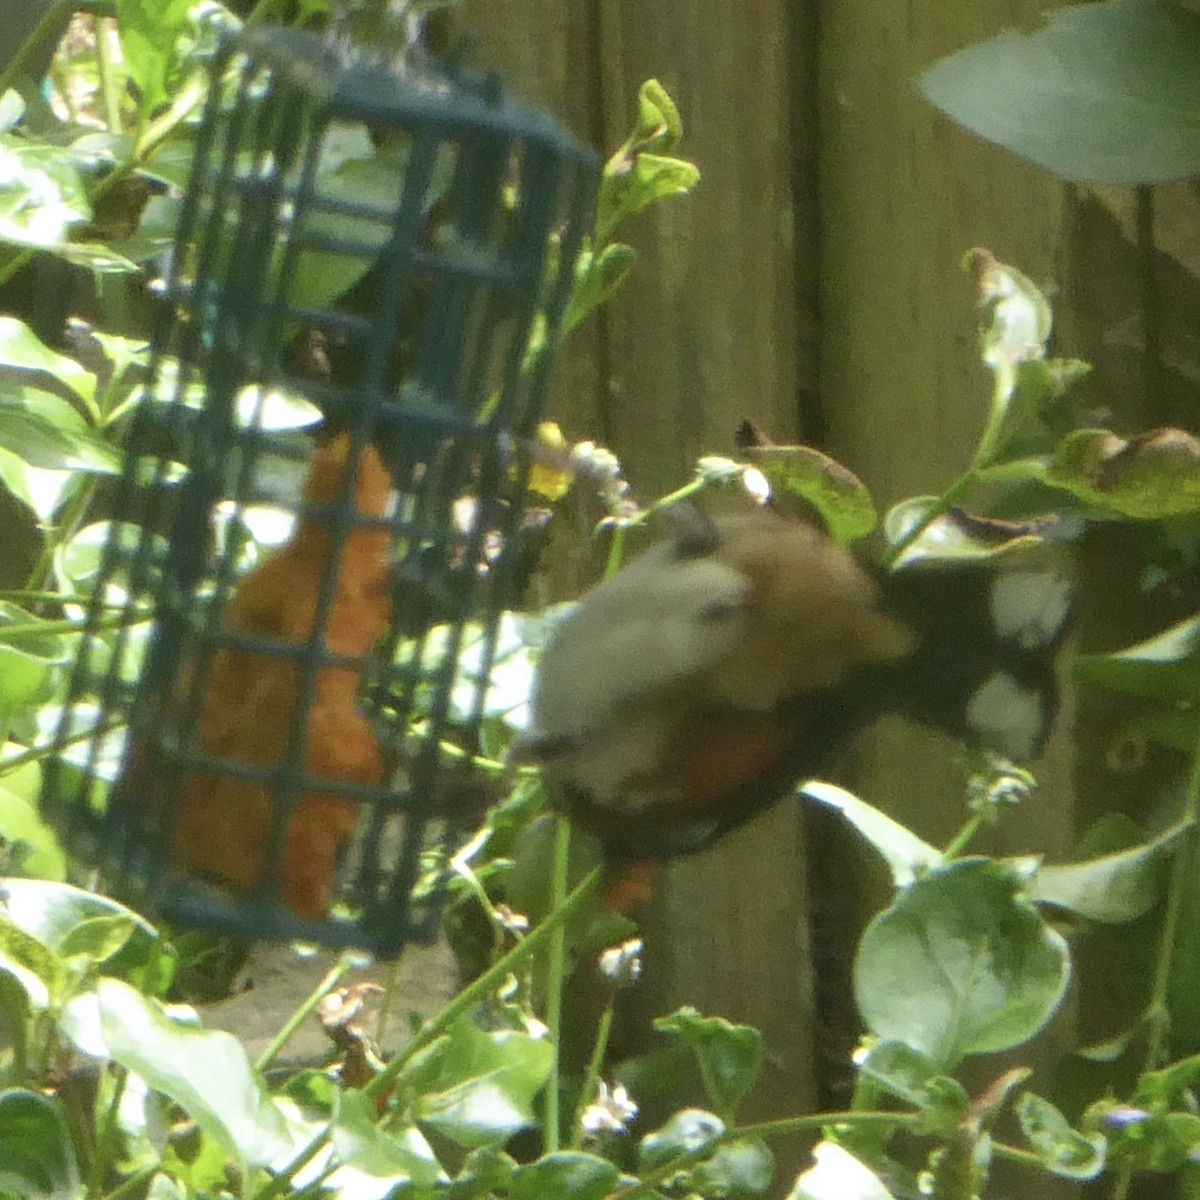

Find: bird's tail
872;556;1072;761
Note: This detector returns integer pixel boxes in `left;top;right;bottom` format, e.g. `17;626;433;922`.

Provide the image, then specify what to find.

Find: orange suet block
165;434;394;918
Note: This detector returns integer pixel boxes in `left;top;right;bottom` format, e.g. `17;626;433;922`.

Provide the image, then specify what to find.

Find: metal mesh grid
40;26;598;955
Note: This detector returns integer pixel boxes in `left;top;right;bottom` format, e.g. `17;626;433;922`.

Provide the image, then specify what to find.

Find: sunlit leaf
0;140;91;249
93;978;291;1167
802;783;941;886
115;0;195;115
919;2;1200;184
689;1138;774;1197
329;1090;443;1195
787;1141;894;1200
0;317;98;412
1031;825;1182;923
0;1089;81;1200
638;1109;724;1173
740;445;877;543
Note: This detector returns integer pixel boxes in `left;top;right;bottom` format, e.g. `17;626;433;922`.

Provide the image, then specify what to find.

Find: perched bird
526;509;1070;863
163;433;394;918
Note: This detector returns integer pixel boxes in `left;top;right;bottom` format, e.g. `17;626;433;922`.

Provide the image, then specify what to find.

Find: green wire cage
41;24;598;955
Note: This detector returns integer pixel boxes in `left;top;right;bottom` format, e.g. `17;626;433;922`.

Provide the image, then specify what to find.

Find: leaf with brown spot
1046;427;1200;518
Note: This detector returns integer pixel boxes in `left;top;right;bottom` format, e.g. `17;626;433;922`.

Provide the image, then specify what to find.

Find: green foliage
919;1;1200;184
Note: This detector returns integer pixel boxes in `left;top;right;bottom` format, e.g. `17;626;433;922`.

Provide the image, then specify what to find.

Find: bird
523;508;1071;865
161;432;395;918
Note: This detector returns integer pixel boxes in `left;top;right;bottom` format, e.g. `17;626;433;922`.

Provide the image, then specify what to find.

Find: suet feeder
41;24;598;955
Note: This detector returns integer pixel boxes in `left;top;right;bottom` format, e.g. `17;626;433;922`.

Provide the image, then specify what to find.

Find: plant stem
1142;728;1200;1072
99;1165;156;1200
569;998;614;1149
94;15;123;134
87;1066;128;1200
541;814;573;1154
942;813;986;861
254;867;603;1200
255;954;356;1073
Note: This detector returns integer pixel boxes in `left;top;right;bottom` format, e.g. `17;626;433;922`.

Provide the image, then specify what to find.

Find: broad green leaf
638;1109;724;1173
919;2;1200;184
0;447;79;521
1045;428;1200;518
0;970;30;1082
115;0;194;115
0;140;90;249
654;1008;762;1120
1074;615;1200;702
854;859;1069;1067
0;394;119;474
330;1090;443;1191
509;1153;620;1200
408;1020;555;1148
1017;1092;1106;1180
689;1138;774;1197
0;782;66;881
0;318;98;413
1031;825;1182;923
94;978;291;1167
0;602;69;720
802;783;940;886
787;1141;894;1200
0;880;165;993
0;917;59;1011
740;445;877;543
0;1089;81;1200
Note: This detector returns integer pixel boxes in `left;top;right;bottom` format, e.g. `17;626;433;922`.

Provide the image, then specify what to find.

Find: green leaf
638;1109;725;1173
509;1153;620;1200
0;911;63;1010
1031;825;1182;923
689;1138;774;1197
330;1090;443;1189
0;970;31;1083
0;318;98;414
597;80;699;243
0;778;67;881
0;140;90;250
115;0;195;115
855;1042;968;1135
1017;1092;1106;1180
885;499;1047;565
787;1141;894;1200
408;1020;555;1148
0;393;119;474
854;859;1070;1067
1045;428;1200;518
802;783;941;886
0;1089;81;1200
563;242;636;336
0;602;69;721
740;445;877;543
918;2;1200;185
654;1008;763;1120
1074;614;1200;703
0;447;79;521
92;978;291;1167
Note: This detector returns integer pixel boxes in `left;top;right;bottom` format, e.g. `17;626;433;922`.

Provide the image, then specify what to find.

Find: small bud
581;1081;638;1136
598;937;644;987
